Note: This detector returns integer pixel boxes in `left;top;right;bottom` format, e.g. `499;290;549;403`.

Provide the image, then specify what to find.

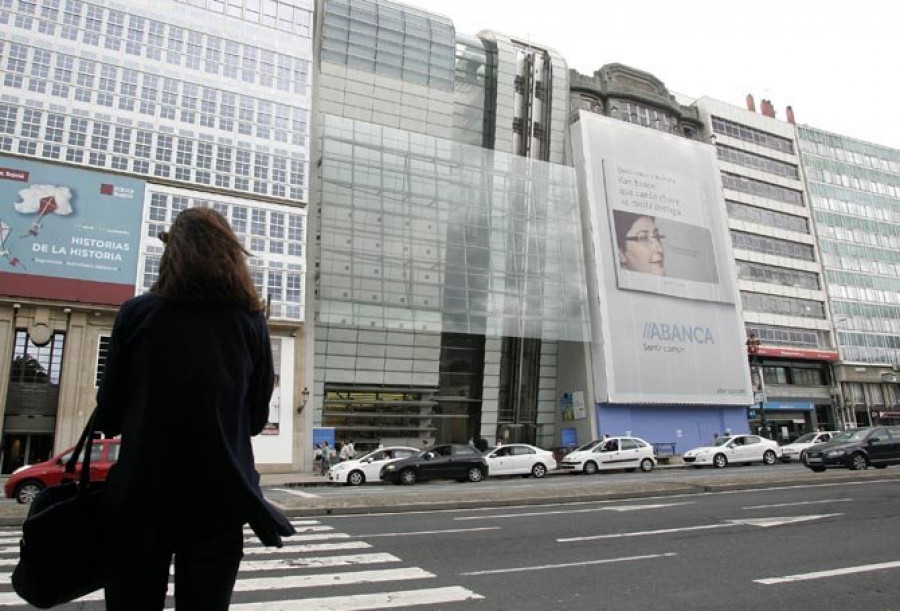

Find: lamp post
297;386;310;414
746;333;768;438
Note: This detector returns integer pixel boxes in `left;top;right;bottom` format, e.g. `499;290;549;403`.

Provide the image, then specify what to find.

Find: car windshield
830;429;871;443
576;440;601;452
792;433;817;444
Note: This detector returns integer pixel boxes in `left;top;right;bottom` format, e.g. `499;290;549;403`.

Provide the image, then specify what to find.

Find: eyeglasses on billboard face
624;231;665;246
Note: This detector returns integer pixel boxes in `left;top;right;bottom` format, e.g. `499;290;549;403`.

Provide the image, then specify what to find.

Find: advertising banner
0;156;145;305
571;112;753;405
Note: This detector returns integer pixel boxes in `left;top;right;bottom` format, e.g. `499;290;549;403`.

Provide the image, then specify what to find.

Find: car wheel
531;463;547;478
640;458;654;472
763;450;777;466
583;461;598;475
346;470;365;486
15;480;43;504
849;453;868;471
400;468;417;485
713;453;728;469
467;466;485;483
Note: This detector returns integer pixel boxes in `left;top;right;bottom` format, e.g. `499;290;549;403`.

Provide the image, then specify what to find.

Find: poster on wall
261;339;283;435
0;156;145;305
570;112;753;406
251;336;294;465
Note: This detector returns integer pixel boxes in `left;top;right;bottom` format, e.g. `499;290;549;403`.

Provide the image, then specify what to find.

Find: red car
4;439;120;504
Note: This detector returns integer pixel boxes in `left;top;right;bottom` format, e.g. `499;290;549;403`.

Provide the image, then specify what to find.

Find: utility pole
746;333;768;438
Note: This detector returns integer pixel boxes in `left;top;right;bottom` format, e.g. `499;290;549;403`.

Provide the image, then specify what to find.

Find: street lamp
746;333;768;438
297;387;310;414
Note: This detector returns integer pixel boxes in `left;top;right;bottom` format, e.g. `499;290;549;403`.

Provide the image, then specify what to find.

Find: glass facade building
798;126;900;425
311;0;584;451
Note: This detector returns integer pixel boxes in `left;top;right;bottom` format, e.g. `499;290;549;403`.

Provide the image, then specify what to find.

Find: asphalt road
313;477;900;610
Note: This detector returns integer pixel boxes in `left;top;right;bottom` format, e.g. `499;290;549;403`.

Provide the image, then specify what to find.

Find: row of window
1;42;309;145
741;291;826;319
736;260;820;290
731;230;816;261
721;172;804;207
2;0;311;91
809;183;899;222
711;116;794;154
839;331;900;351
821;250;900;284
805;166;899;199
727;200;809;234
819;237;900;265
815;220;900;251
814;209;900;238
798;129;900;174
827;281;900;308
745;324;823;349
840;346;900;366
833;300;900;326
716;144;799;179
173;0;312;36
827;269;900;294
0;103;306;200
762;365;826;387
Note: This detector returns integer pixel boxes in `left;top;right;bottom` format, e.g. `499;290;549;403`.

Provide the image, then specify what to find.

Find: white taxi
483;443;557;478
328;446;418;486
683;434;781;468
781;431;837;462
559;437;656;474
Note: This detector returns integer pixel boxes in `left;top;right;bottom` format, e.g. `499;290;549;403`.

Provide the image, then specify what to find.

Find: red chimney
761;99;776;118
746;94;756;112
786;105;795;124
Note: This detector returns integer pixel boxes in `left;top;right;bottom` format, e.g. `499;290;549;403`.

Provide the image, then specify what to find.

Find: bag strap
64;411;97;493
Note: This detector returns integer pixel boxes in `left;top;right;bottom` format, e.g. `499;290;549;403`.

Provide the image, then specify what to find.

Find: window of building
711;116;794;154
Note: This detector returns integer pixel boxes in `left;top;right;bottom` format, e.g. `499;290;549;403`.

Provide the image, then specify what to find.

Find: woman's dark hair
153;207;263;311
613;210;654;251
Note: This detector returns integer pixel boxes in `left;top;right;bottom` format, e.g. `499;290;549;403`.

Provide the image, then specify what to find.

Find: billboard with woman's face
571;112;753;406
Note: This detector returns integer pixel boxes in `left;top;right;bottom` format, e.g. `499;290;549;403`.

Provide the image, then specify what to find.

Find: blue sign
762;402;814;411
561;427;578;447
0;156;145;304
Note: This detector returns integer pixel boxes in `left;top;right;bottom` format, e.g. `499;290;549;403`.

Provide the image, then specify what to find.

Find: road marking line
755;560;900;584
243;525;333;541
240;553;401;572
245;533;350;547
361;527;500;538
558;513;842;542
461;553;677;576
244;541;371;556
455;502;693;521
232;567;434;592
742;498;852;510
229;586;484;610
271;487;320;498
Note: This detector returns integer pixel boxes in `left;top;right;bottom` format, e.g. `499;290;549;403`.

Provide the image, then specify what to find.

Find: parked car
380;444;488;485
483;443;557;478
3;438;120;504
558;436;657;474
804;426;900;472
781;431;838;463
682;434;781;468
328;446;418;486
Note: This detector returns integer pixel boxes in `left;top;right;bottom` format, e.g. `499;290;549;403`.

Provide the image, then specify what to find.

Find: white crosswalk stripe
0;520;483;609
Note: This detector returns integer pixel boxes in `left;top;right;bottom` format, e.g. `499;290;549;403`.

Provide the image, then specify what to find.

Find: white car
780;431;838;462
683;434;781;468
328;446;418;486
483;443;557;478
558;437;657;475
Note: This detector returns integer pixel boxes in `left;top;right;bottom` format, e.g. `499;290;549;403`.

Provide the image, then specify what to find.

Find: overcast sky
398;0;899;150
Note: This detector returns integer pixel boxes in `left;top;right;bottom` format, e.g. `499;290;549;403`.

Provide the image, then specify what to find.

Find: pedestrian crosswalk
0;519;484;609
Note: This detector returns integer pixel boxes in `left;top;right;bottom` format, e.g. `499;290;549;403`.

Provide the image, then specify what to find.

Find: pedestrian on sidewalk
95;207;295;611
313;444;324;475
321;441;334;472
339;439;355;462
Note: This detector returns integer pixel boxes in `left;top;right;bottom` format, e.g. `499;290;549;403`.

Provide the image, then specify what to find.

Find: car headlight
332;463;347;472
825;449;846;458
383;464;397;471
11;465;30;475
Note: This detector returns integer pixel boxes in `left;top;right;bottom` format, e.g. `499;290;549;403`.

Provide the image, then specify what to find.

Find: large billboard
0;156;145;305
571;112;752;405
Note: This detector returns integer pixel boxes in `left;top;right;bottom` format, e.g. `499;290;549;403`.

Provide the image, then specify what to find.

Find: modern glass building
798;126;900;425
0;0;312;472
309;0;588;452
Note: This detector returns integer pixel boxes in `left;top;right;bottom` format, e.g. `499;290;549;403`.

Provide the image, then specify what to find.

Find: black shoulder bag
12;413;107;608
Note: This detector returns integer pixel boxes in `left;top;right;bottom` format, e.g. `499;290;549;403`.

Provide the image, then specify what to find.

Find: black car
804;426;900;472
380;444;488;485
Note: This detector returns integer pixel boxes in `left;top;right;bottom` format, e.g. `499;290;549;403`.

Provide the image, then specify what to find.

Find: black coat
95;293;294;548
